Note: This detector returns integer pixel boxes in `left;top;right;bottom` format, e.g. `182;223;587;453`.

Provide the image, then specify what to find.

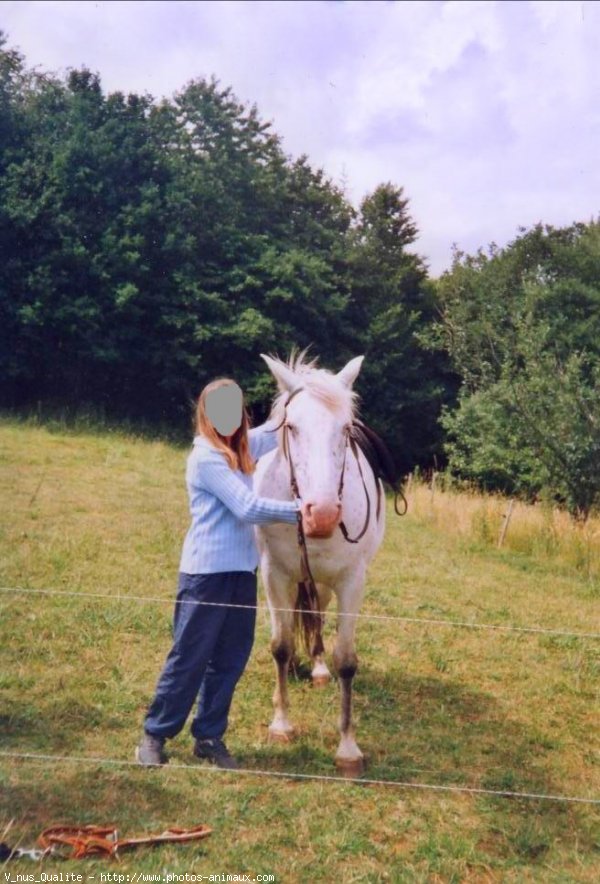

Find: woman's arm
196;454;299;524
248;418;280;460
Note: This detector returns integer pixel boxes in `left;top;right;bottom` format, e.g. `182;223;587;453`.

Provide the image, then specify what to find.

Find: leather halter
269;386;373;544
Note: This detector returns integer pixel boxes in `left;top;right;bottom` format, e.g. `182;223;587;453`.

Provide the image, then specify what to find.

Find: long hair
195;378;256;475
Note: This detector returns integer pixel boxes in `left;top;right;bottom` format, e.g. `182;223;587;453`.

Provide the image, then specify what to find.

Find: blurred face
205;383;243;437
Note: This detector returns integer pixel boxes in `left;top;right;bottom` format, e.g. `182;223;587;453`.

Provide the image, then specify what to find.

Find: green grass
1;417;599;882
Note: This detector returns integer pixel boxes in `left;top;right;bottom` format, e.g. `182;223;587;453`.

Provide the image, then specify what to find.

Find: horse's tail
294;579;325;658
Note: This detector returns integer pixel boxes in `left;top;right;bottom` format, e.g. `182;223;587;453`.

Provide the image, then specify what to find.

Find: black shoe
193;737;239;770
135;732;168;766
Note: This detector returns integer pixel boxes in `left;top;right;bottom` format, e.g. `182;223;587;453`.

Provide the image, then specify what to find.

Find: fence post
430;471;437;507
497;498;515;548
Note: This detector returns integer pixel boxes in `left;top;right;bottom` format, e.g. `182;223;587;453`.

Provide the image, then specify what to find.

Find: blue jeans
144;570;257;741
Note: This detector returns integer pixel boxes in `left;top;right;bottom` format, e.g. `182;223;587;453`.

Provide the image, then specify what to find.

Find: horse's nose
305;501;342;519
304;500;342;536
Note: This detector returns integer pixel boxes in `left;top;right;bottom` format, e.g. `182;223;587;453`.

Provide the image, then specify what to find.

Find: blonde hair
195;377;256;475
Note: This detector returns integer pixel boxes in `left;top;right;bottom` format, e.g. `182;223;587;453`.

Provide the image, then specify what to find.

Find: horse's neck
272;444;292;485
258;444;291;495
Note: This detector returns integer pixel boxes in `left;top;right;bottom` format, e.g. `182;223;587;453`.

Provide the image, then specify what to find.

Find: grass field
1;416;599;882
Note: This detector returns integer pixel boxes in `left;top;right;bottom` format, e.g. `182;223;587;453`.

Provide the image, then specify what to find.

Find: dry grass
1;417;599;882
408;474;600;584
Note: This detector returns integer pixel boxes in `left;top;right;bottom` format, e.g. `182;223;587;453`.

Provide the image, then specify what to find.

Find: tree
343;184;457;474
0;46;360;427
0;32;451;476
436;222;600;519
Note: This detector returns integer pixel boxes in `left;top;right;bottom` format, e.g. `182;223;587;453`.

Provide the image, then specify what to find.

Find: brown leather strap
38;824;212;858
394;488;408;515
338;434;371;544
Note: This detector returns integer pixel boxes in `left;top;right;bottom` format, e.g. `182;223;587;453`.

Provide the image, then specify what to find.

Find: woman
136;377;308;769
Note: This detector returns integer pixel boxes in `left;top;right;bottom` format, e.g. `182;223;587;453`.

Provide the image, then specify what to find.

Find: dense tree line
0;33;448;474
434;222;600;519
2;34;598;516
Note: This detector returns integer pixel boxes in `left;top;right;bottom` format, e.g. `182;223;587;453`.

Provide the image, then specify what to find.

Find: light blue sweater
179;419;299;574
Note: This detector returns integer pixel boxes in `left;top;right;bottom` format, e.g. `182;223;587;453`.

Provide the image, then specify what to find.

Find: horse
254;349;387;776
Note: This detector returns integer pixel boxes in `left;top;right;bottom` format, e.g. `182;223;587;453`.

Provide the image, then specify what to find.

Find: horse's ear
260;353;298;393
336;355;364;389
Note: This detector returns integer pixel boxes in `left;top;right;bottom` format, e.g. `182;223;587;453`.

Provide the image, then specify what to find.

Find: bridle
268;386;373;546
264;385;397;656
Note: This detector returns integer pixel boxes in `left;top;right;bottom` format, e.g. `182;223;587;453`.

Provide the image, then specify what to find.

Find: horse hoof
268;728;295;744
335;757;365;778
312;674;331;687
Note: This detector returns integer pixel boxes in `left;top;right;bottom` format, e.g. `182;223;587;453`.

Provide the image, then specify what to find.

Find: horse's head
261;349;364;538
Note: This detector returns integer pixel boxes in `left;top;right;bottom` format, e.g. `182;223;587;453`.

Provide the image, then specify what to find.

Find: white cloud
2;0;599;274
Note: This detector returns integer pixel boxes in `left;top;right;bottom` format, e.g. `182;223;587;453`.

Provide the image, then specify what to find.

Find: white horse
254;349;386;776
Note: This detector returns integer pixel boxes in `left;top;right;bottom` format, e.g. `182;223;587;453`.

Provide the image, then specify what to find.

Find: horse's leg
333;568;366;777
311;653;331;686
269;613;296;741
311;582;332;687
263;562;296;742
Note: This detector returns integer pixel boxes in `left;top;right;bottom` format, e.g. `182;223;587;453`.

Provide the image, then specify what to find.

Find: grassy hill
1;417;598;881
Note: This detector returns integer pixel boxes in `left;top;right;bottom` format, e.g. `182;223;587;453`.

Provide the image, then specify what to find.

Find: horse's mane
268;346;359;423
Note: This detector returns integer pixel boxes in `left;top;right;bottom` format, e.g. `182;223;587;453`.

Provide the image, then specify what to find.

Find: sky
2;0;599;275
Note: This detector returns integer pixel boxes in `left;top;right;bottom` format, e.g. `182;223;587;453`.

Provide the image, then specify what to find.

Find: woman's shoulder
189;436;227;465
186;440;229;491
